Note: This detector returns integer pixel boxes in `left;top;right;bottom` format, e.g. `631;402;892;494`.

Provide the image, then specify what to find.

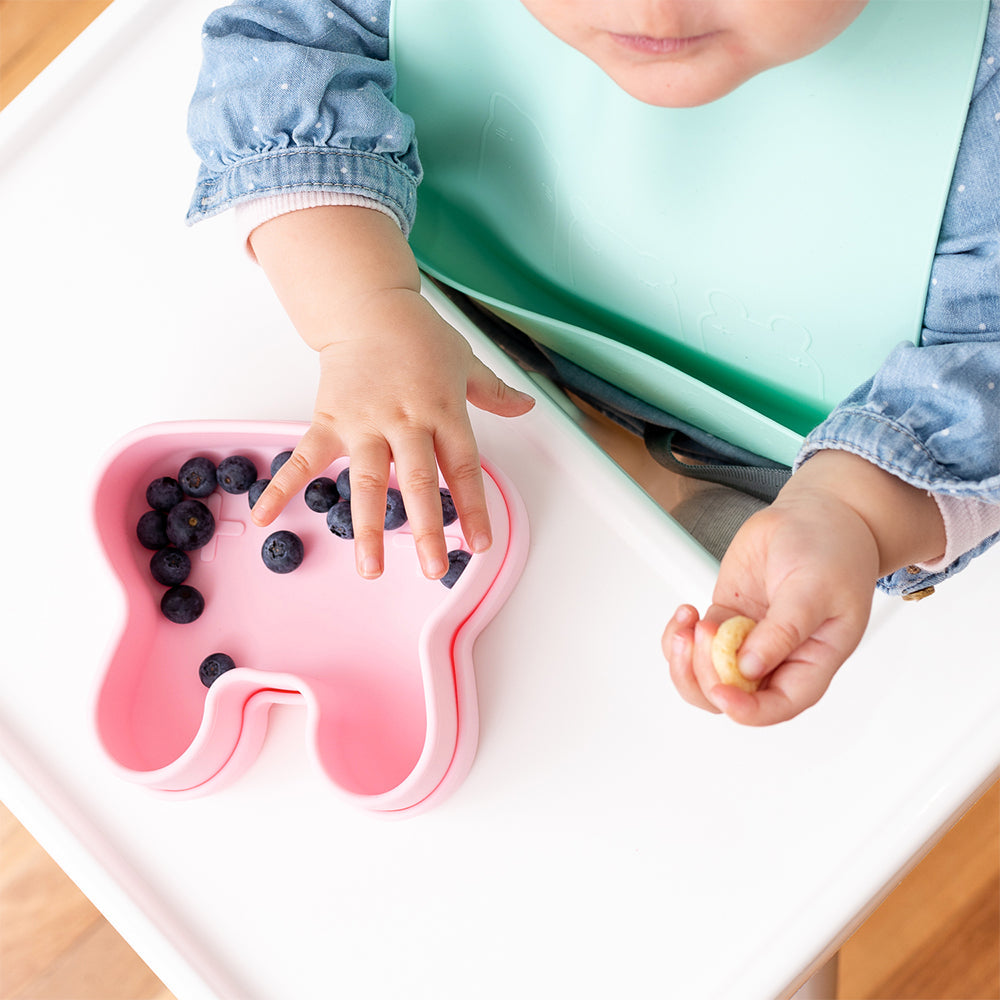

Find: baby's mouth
607;31;718;55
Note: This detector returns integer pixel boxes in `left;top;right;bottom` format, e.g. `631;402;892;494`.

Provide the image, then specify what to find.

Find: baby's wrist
250;204;422;351
781;451;946;577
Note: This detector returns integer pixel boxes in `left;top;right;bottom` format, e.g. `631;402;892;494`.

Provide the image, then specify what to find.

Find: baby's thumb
466;357;535;417
736;589;827;682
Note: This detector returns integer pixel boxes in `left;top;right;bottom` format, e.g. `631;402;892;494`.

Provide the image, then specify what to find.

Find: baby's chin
598;60;758;108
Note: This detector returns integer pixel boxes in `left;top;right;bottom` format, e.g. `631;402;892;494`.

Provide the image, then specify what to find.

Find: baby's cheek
731;0;867;69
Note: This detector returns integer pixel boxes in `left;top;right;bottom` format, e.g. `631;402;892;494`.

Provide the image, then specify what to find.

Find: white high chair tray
1;3;998;999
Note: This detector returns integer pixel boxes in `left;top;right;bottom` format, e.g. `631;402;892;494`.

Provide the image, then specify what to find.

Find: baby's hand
246;206;534;582
251;288;534;580
663;465;884;724
662;451;946;724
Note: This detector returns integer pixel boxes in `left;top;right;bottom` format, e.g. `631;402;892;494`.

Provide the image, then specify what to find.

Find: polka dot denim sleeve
796;1;1000;597
185;0;419;233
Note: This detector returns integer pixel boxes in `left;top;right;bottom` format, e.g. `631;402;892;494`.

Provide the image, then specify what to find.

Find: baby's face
520;0;867;106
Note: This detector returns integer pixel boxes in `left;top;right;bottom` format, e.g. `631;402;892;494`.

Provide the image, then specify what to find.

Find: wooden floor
1;4;998;999
0;1;114;106
837;782;999;1000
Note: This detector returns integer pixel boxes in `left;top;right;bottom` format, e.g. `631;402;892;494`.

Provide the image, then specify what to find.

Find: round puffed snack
711;615;759;692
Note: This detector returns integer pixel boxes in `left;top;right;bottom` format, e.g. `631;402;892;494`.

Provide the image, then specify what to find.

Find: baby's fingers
390;431;451;580
704;596;863;725
662;606;721;714
434;423;492;556
679;614;792;723
343;435;392;579
734;587;833;686
706;655;832;726
465;355;535;419
251;417;344;527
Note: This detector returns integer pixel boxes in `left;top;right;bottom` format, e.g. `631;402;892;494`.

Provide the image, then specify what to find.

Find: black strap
644;428;790;503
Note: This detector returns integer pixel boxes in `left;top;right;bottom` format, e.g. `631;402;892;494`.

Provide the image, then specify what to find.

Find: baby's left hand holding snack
663;451;948;725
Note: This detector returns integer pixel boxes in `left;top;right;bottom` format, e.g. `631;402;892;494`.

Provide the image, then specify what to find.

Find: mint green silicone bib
391;0;987;464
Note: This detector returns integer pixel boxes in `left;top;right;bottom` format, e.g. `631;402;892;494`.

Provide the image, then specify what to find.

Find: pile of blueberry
134;449;472;687
136;452;312;623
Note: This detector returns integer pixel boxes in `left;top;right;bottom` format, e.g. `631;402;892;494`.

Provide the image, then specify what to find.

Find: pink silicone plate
92;421;528;815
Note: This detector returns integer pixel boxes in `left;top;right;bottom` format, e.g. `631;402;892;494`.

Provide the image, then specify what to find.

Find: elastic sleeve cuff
917;494;1000;573
235;191;402;262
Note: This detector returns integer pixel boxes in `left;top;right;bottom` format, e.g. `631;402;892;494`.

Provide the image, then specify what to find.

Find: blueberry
136;509;170;550
270;450;294;477
161;584;205;624
166;499;215;551
261;530;304;573
326;501;354;539
439;489;458;527
146;476;184;511
199;652;236;688
335;466;351;500
217;455;257;494
384;488;407;530
248;479;270;509
178;457;217;498
304;476;339;512
149;547;191;586
441;549;471;588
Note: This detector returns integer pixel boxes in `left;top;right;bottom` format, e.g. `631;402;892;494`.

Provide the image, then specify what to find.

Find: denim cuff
795;403;1000;498
795;404;1000;596
186;146;419;234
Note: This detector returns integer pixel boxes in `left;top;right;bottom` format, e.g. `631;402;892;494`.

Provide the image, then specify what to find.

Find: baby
187;0;1000;725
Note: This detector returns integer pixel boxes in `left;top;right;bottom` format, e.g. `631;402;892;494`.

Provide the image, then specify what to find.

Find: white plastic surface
1;3;999;999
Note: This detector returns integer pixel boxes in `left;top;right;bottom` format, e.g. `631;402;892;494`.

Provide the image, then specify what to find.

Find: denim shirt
187;0;1000;596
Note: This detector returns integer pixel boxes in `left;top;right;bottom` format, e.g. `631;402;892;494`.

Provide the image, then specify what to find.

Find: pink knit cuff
235;191;401;261
917;493;1000;572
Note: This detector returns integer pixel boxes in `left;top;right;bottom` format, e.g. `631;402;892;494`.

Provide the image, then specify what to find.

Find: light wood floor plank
837;781;1000;1000
0;1;113;107
0;804;175;1000
0;810;106;997
873;876;999;1000
8;918;173;1000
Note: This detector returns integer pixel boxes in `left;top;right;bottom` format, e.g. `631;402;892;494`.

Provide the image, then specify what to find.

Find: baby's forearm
782;451;946;577
249;205;421;351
